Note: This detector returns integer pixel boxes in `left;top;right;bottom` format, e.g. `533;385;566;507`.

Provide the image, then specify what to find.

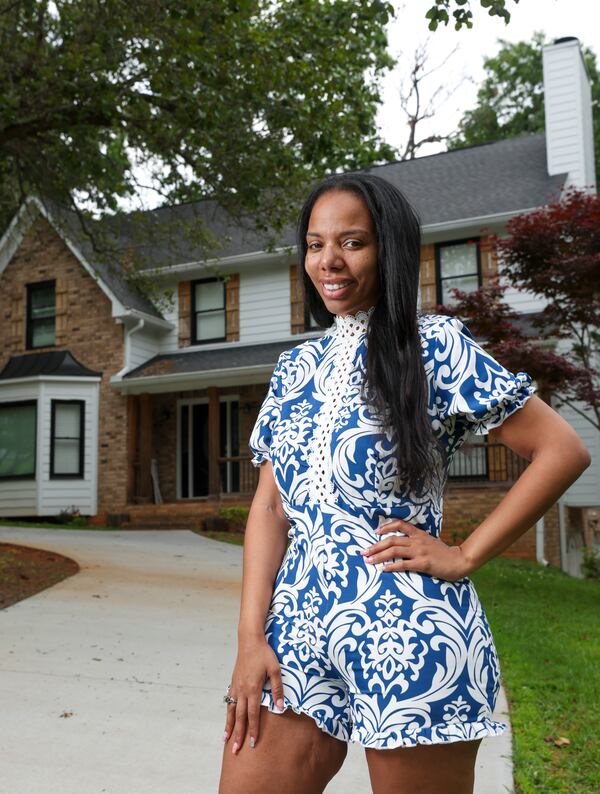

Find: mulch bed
0;543;80;609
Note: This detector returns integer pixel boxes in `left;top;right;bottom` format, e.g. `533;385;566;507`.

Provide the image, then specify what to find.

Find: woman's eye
344;240;361;249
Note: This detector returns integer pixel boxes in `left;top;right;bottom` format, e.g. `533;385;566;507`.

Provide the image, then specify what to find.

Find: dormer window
26;280;56;348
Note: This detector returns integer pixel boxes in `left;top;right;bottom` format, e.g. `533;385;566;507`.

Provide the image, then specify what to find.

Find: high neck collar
332;305;375;337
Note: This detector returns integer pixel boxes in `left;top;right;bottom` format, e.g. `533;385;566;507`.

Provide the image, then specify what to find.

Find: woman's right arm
224;458;290;753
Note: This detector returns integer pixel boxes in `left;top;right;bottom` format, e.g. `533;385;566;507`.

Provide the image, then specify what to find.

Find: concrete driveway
0;527;513;793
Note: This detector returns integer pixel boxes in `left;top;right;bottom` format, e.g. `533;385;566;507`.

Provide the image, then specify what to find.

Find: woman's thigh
365;738;482;794
218;705;348;794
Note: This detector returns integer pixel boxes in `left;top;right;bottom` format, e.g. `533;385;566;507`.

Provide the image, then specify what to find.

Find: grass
472;557;600;793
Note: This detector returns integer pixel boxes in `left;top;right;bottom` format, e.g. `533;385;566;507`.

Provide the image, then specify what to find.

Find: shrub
581;546;600;580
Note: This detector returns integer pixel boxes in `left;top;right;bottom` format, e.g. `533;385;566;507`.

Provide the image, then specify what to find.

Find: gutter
558;499;568;572
114;318;145;379
114;308;173;331
535;516;549;566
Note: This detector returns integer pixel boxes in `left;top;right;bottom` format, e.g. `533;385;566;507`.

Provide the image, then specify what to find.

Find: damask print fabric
247;308;536;748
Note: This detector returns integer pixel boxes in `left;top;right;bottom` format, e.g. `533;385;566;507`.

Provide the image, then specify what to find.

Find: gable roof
1;132;568;319
95;132;568;272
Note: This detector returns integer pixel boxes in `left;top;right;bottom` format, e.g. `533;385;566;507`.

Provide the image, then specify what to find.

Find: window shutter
225;273;240;341
9;290;24;352
290;264;305;334
419;244;436;310
178;281;191;347
480;236;499;286
55;277;68;344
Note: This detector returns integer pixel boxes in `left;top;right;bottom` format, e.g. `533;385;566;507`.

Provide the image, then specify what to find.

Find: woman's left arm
361;395;592;580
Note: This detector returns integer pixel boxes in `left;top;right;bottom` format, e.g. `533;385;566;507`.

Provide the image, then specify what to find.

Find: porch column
208;386;221;496
139;393;153;499
126;395;139;502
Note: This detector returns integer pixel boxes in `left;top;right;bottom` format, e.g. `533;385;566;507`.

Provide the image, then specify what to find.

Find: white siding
240;264;291;344
0;379;100;517
553;337;600;506
157;286;180;354
0;382;38;516
38;381;100;516
501;283;548;315
128;326;161;370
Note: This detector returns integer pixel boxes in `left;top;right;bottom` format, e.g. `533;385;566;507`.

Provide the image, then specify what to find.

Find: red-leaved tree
435;187;600;431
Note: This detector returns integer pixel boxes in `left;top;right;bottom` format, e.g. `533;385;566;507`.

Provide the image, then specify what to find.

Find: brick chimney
542;36;596;192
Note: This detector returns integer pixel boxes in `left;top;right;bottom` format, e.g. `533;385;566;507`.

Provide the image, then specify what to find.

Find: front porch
124;386;263;513
115;378;529;531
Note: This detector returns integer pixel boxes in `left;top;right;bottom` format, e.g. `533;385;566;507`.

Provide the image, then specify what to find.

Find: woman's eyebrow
306;228;370;237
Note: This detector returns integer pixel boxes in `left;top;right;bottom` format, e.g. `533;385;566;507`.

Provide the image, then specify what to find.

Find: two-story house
0;37;597;574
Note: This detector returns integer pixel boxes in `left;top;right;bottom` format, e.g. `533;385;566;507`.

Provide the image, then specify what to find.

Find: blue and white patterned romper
247;306;536;749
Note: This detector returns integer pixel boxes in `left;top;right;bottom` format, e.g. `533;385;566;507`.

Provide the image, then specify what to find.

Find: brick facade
0;218;564;568
0;217;128;514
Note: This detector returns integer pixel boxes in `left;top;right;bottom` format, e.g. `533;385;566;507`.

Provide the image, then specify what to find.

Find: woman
218;173;591;794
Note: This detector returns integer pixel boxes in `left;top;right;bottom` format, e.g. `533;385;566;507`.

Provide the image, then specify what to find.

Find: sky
112;0;599;213
377;0;600;157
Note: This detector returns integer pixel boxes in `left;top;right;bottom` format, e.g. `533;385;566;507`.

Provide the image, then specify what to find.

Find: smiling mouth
322;281;353;296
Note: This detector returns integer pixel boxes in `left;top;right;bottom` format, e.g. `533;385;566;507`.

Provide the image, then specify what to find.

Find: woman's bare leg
365;738;482;794
219;705;348;794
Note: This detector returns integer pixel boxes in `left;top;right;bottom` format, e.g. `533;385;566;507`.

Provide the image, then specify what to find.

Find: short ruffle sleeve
430;315;537;435
248;350;290;467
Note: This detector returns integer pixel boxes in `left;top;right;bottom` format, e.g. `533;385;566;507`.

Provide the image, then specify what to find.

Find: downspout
558;499;568;572
115;318;145;379
536;516;549;566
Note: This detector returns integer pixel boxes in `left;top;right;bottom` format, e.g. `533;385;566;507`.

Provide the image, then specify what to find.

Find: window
50;400;84;478
435;239;481;306
0;400;37;479
191;277;226;343
27;280;56;348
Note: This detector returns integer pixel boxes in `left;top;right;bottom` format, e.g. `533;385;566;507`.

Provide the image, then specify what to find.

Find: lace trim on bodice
305;305;375;504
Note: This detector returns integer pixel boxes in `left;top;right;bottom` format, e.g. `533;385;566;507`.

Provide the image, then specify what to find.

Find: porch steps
108;500;252;531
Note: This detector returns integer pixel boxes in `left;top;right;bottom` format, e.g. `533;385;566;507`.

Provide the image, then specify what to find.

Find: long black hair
296;172;446;496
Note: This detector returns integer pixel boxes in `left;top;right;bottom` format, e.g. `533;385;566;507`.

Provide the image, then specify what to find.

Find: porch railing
219;441;527;496
217;454;259;495
448;442;528;484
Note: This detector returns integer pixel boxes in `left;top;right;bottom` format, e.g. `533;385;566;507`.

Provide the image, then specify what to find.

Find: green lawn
472;558;599;793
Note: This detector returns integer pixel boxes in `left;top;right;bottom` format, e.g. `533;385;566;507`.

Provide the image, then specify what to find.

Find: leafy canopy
447;31;600;180
0;0;396;244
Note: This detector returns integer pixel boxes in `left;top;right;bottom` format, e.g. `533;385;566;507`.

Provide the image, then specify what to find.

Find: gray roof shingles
47;132;568;322
123;340;300;379
0;350;103;380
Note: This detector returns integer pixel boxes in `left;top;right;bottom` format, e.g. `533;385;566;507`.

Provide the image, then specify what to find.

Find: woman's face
304;189;379;317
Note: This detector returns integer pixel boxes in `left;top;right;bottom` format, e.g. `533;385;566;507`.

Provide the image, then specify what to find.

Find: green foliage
581;546;600;580
472;557;600;792
425;0;518;31
447;31;600;181
56;505;87;527
218;506;250;529
0;0;396;253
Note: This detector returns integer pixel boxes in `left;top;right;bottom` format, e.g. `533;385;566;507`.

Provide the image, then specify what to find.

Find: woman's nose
319;241;344;268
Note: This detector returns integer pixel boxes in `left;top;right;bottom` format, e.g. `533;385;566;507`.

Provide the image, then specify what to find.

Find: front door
178;398;239;498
